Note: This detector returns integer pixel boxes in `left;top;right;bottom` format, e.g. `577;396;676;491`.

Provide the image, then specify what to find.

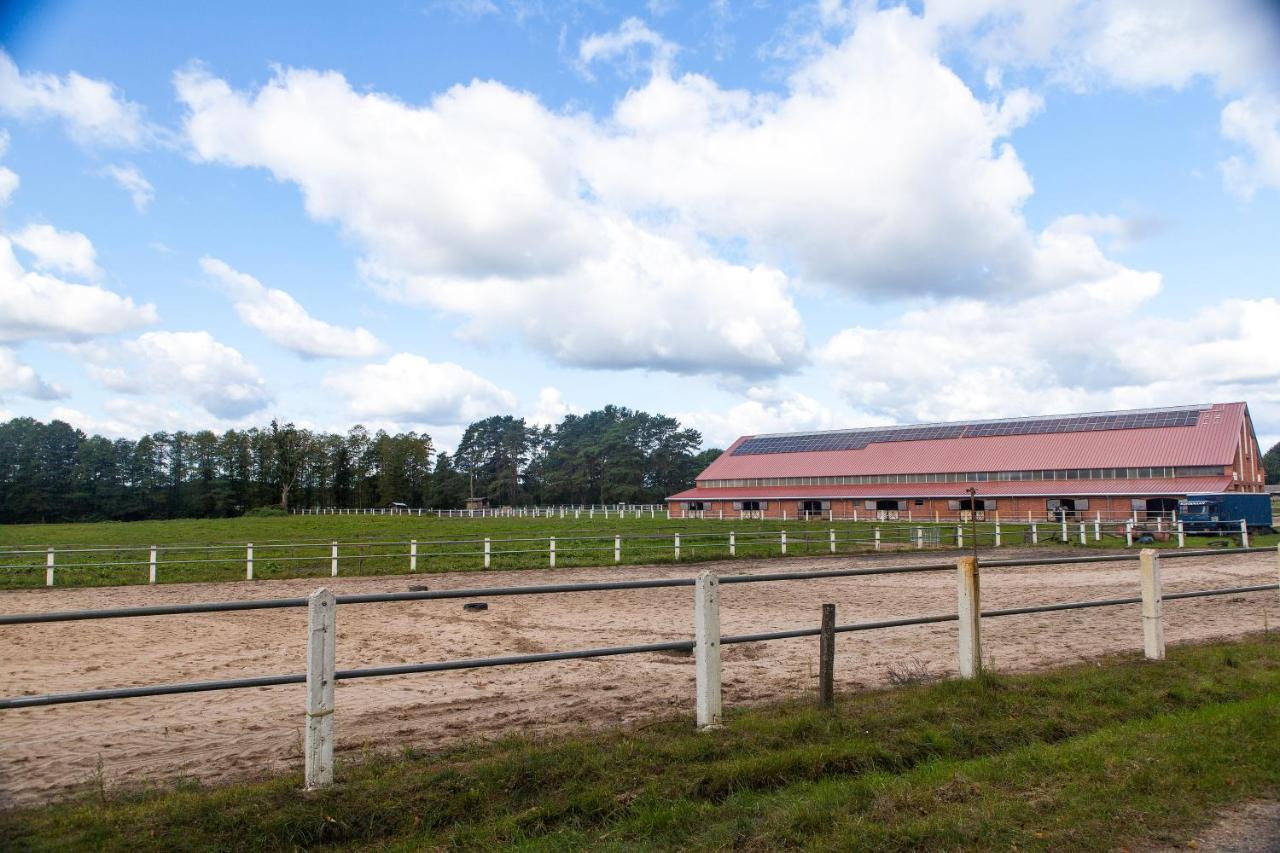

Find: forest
0;406;721;523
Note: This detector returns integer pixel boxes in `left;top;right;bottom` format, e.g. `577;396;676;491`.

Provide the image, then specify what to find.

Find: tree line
0;406;721;523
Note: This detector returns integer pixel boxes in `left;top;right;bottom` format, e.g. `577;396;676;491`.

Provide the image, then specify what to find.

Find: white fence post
410;539;417;573
674;533;681;561
331;541;339;577
1140;549;1165;661
304;587;337;789
614;534;621;563
1240;519;1250;549
484;537;491;569
729;531;736;557
956;556;981;679
1031;522;1038;544
955;525;963;548
829;528;836;554
914;527;923;549
874;528;881;551
1079;523;1087;546
549;537;556;568
1177;521;1185;548
1125;522;1134;548
694;570;722;729
46;547;54;587
1094;519;1101;542
246;543;254;580
994;521;1001;548
780;531;787;555
149;545;157;585
1060;517;1068;541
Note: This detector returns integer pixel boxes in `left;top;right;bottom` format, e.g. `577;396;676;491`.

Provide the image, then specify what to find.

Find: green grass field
0;514;1274;589
2;635;1278;851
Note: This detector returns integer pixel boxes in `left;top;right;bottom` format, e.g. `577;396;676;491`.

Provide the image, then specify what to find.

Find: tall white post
854;509;859;522
956;556;981;679
782;509;787;521
829;528;836;554
305;588;337;789
956;525;963;548
874;527;881;551
46;547;54;587
694;571;722;730
549;537;556;568
994;521;1002;548
247;543;254;580
674;533;681;560
1061;517;1068;541
484;537;491;569
409;539;417;573
149;545;157;585
1031;523;1038;544
1125;522;1134;548
1177;521;1185;548
1094;519;1101;541
1241;519;1250;549
614;534;621;563
1079;523;1087;546
780;531;787;555
915;527;923;549
1139;549;1165;661
729;531;736;557
331;541;339;577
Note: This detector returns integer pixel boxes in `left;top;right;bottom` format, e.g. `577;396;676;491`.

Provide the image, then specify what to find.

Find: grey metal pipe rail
3;580;1275;710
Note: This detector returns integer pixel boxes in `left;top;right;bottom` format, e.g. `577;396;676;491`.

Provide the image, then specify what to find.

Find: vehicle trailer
1177;493;1275;534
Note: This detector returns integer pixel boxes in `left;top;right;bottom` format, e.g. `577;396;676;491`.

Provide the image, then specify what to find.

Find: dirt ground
1;547;1277;808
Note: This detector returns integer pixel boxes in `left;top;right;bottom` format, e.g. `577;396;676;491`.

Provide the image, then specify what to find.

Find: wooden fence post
246;543;254;580
305;587;337;789
1079;523;1087;546
331;541;339;577
955;525;963;548
1125;522;1133;548
956;556;981;679
694;571;722;729
819;603;835;708
149;545;157;585
1140;548;1165;661
409;539;417;573
46;547;54;587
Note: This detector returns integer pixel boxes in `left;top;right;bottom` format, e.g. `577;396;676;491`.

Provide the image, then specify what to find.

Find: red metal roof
668;477;1234;501
694;402;1246;482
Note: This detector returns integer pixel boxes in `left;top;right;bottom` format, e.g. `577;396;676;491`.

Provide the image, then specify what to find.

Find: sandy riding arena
1;548;1277;807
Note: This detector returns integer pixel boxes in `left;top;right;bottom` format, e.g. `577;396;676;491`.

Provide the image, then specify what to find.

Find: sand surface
1;547;1276;807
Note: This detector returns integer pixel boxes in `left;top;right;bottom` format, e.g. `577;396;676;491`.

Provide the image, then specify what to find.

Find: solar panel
731;407;1204;456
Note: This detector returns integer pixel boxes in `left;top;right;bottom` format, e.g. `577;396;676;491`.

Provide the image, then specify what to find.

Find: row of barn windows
682;498;1093;512
700;466;1223;489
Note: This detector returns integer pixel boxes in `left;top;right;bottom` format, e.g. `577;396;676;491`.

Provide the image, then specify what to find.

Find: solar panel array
732;407;1203;456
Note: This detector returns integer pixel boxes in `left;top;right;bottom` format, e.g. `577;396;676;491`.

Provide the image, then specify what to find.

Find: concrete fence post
247;543;254;580
331;541;339;577
874;527;881;551
819;603;835;708
484;537;491;569
46;547;54;587
1094;519;1102;542
829;528;836;554
1125;522;1134;548
149;545;157;585
994;521;1002;548
409;539;417;573
956;525;963;548
956;556;981;679
1079;523;1087;546
1031;522;1038;544
304;587;337;789
549;537;556;568
674;533;681;561
694;571;722;729
1060;517;1068;541
1140;549;1165;661
729;531;736;557
1177;521;1185;548
1240;519;1250;549
780;531;787;555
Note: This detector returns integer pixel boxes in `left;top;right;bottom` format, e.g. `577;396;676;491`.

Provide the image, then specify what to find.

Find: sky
1;0;1279;453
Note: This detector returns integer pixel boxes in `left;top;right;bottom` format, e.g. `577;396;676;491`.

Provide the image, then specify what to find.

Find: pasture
1;513;1274;589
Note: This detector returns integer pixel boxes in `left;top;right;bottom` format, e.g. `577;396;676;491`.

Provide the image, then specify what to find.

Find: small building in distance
464;496;490;511
667;402;1266;521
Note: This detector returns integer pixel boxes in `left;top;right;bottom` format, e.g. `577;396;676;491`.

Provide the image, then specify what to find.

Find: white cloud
200;257;384;359
528;386;579;426
0;347;63;401
1220;92;1280;199
680;386;840;449
578;18;677;77
0;235;155;343
72;331;271;419
0;132;17;205
101;163;155;211
324;353;516;424
10;223;101;280
0;50;149;146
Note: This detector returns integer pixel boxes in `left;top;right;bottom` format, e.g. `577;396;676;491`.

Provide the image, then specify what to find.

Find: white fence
1;517;1254;588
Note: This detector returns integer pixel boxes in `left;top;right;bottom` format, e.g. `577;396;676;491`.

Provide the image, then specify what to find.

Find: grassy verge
1;513;1272;589
3;636;1278;851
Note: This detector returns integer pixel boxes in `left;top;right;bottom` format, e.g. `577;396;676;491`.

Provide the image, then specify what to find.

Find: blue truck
1177;493;1275;534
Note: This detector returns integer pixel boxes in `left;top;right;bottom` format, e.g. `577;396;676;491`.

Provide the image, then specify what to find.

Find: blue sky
1;0;1278;452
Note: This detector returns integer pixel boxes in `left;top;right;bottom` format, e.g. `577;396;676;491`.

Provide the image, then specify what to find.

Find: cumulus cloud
0;49;150;146
201;257;384;359
10;224;101;280
72;331;271;419
1220;92;1280;199
0;347;64;401
0;234;155;343
528;386;579;426
578;18;677;77
101;163;155;211
680;386;841;449
323;353;516;424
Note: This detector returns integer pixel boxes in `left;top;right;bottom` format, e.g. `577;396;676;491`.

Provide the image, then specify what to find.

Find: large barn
667;402;1266;521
